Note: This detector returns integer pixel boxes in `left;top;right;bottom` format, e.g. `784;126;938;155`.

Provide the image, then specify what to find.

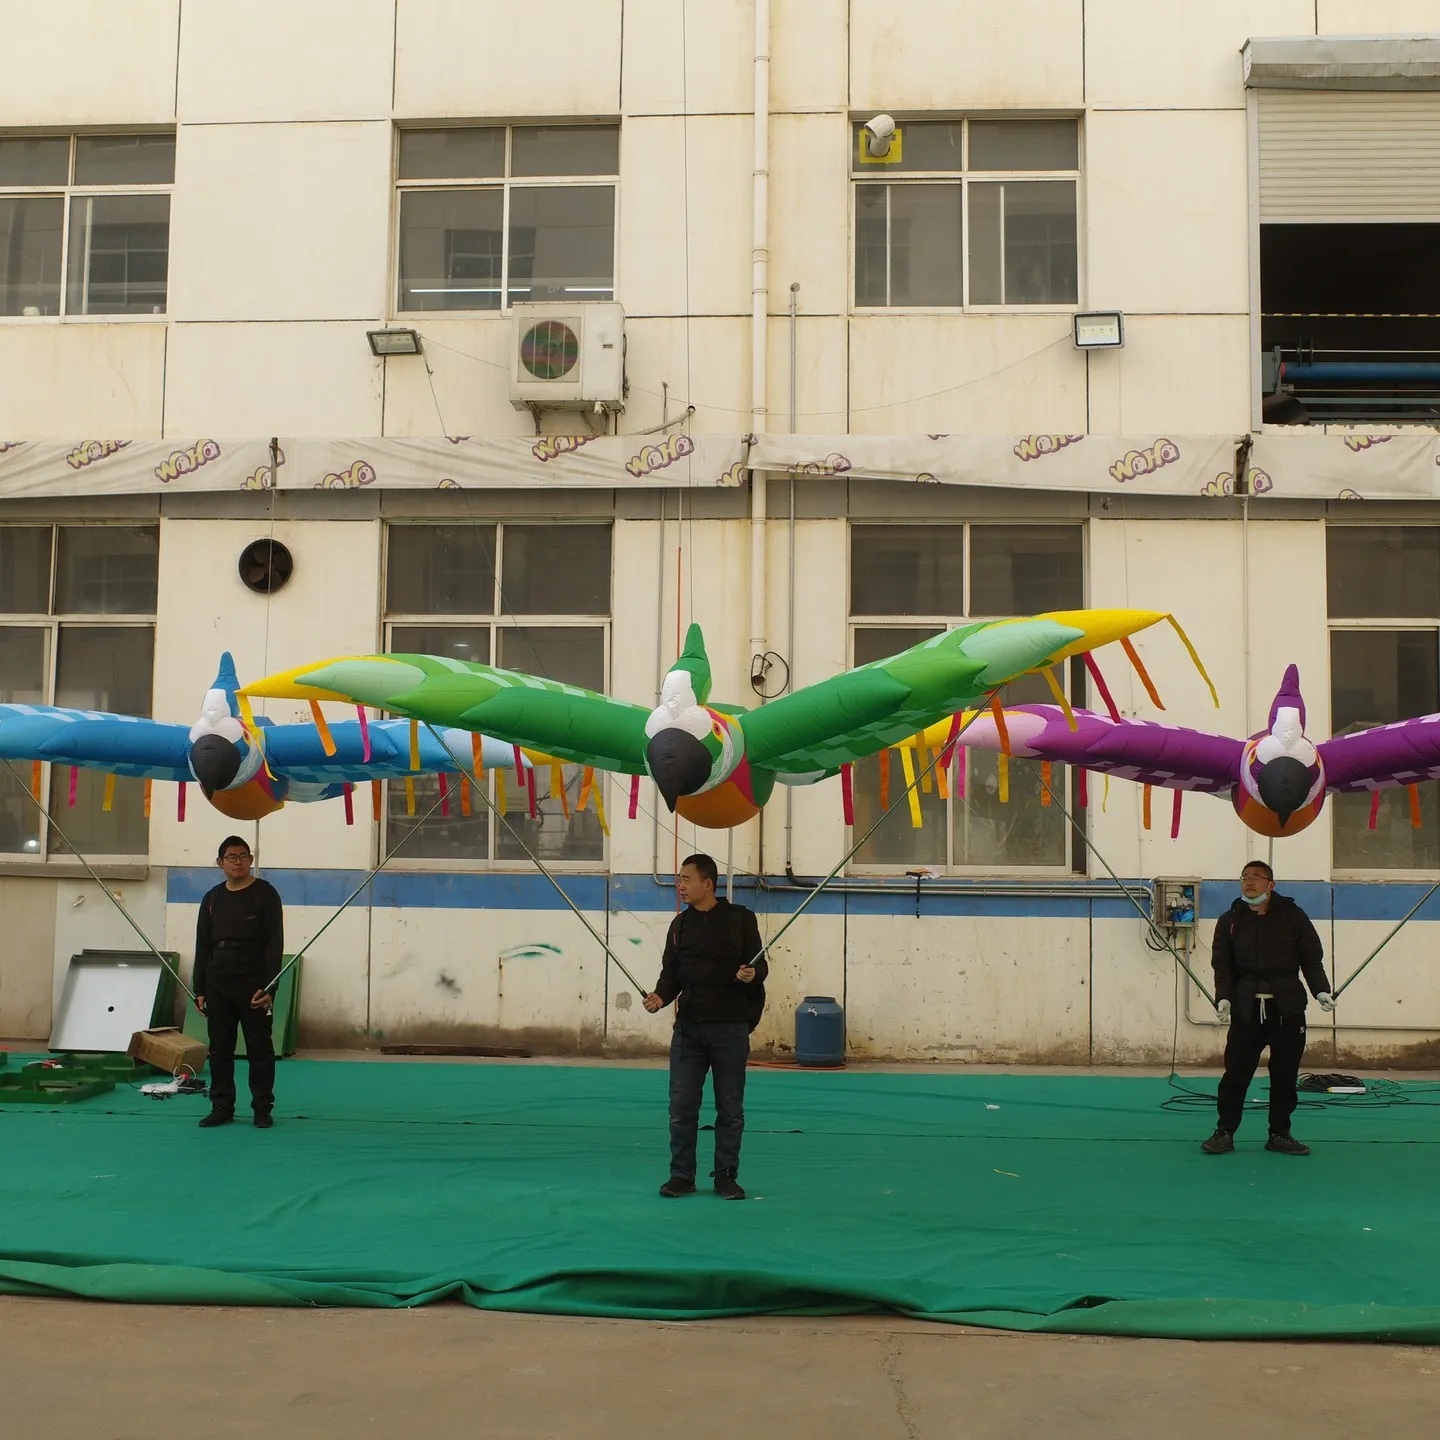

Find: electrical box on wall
1153;879;1199;931
510;302;626;412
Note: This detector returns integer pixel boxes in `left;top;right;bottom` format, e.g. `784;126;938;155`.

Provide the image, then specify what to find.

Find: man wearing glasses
194;836;284;1129
1202;860;1334;1157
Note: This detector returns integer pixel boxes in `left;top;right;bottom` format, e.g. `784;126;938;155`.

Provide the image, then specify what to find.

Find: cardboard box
128;1027;208;1076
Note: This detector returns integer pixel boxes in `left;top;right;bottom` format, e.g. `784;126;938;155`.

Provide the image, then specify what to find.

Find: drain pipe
784;281;799;873
748;0;771;691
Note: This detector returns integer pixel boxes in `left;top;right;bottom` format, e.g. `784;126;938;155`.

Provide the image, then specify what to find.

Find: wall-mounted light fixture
1072;312;1125;350
366;328;423;357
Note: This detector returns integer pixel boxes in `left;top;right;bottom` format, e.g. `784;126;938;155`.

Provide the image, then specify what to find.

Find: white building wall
3;1;1439;1066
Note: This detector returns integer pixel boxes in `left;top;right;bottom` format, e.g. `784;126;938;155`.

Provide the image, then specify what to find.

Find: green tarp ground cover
2;1060;1439;1340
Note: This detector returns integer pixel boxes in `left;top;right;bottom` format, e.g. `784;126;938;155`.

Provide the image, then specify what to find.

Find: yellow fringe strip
30;759;42;801
1040;760;1052;805
142;778;152;818
1042;666;1077;730
1166;613;1220;707
593;782;610;836
1143;783;1152;830
898;745;922;828
102;773;116;812
1103;774;1110;812
578;766;594;812
998;751;1009;803
408;719;420;771
404;776;416;816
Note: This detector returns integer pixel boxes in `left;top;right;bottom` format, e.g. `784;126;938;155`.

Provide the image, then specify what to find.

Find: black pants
669;1020;749;1180
205;972;275;1115
1216;1006;1307;1136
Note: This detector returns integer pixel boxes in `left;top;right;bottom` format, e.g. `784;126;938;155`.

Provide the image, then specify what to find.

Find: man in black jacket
1202;861;1335;1156
194;836;284;1130
644;853;767;1200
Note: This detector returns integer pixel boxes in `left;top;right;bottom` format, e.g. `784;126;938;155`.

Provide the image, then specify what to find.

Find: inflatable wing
1319;717;1440;793
243;608;1215;832
0;706;192;781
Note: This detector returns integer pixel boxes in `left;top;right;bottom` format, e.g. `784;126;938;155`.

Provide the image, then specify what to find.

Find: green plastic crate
183;956;302;1058
0;1063;115;1104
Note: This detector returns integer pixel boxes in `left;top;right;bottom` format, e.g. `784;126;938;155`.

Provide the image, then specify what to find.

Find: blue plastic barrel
795;996;845;1068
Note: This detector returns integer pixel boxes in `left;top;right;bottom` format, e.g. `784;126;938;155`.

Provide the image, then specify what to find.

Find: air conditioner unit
510;302;625;413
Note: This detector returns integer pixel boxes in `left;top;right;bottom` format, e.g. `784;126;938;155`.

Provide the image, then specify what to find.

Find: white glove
1216;999;1232;1023
1316;993;1336;1012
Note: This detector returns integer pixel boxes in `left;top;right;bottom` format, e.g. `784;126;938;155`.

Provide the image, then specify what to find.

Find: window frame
0;524;158;865
1326;521;1440;877
849;114;1083;315
0;130;175;322
846;520;1087;877
380;520;613;873
391;123;621;318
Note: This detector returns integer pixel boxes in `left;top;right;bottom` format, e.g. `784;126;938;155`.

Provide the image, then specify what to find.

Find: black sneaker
1200;1129;1234;1154
713;1170;746;1200
198;1110;234;1129
659;1176;695;1198
1266;1132;1311;1156
253;1112;274;1129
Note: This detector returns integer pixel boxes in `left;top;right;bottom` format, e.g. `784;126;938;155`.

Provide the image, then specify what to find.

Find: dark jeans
205;973;276;1115
669;1020;749;1180
1216;1006;1307;1136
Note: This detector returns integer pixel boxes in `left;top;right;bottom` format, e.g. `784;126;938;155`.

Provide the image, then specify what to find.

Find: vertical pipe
784;282;799;873
788;281;799;433
749;0;771;681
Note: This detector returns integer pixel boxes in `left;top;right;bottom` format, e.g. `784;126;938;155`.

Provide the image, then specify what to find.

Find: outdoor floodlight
1072;312;1125;350
367;328;423;357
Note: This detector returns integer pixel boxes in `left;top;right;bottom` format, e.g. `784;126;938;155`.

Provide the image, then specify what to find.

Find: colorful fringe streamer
409;720;420;772
593;782;610;836
898;745;922;828
460;776;471;817
102;773;115;812
372;779;382;822
1040;760;1052;805
357;706;371;761
177;781;187;822
438;772;451;818
997;752;1009;803
840;763;855;825
1142;783;1152;830
67;766;77;808
989;693;1011;754
1368;789;1381;831
1166;614;1220;707
142;778;152;818
1042;666;1077;730
1083;652;1122;723
1171;788;1183;839
342;783;354;825
471;732;485;775
1078;768;1088;808
310;701;336;757
1410;784;1422;829
628;773;640;821
577;767;594;813
1121;637;1164;710
526;768;538;819
512;744;525;787
404;776;416;817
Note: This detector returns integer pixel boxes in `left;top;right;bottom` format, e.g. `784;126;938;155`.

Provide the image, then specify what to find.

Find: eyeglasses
222;853;252;862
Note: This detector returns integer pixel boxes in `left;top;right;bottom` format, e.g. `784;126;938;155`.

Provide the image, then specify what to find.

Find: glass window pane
47;626;153;857
968;119;1079;172
969;525;1083;615
397;188;503;311
500;525;611;615
497;627;605;861
0;528;52;612
386;525;496;614
73;134;175;185
55;527;158;614
1331;629;1440;870
0;136;69;185
854;184;888;305
0;196;63;316
953;670;1068;868
967;181;1002;304
385;626;492;862
512;126;620;177
886;183;962;307
0;626;48;855
1001;180;1077;304
507;185;615;304
397;127;505;180
389;625;491;665
1327;526;1440;619
851;525;964;616
853;121;963;174
65;193;169;315
851;627;946;867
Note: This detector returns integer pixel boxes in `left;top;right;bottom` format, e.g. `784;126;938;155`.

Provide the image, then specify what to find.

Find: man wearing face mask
1202;861;1334;1156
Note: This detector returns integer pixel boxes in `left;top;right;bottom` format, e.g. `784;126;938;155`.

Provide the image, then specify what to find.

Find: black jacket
655;898;768;1027
1211;894;1328;1021
194;878;284;993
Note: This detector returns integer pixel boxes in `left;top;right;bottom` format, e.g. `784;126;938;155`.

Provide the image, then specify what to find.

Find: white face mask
1241;888;1270;906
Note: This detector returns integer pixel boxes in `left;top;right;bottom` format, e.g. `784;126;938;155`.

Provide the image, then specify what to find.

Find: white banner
0;433;748;499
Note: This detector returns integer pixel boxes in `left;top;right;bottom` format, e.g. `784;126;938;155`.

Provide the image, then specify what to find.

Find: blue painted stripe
163;869;1440;923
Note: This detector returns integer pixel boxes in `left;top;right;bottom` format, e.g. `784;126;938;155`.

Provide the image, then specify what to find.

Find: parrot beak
646;729;714;812
1257;756;1312;826
190;733;244;796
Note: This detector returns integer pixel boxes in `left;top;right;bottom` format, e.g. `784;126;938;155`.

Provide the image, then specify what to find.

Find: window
848;523;1084;871
0;526;159;859
853;118;1078;309
0;133;174;317
382;523;612;865
1327;526;1440;871
395;125;618;312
